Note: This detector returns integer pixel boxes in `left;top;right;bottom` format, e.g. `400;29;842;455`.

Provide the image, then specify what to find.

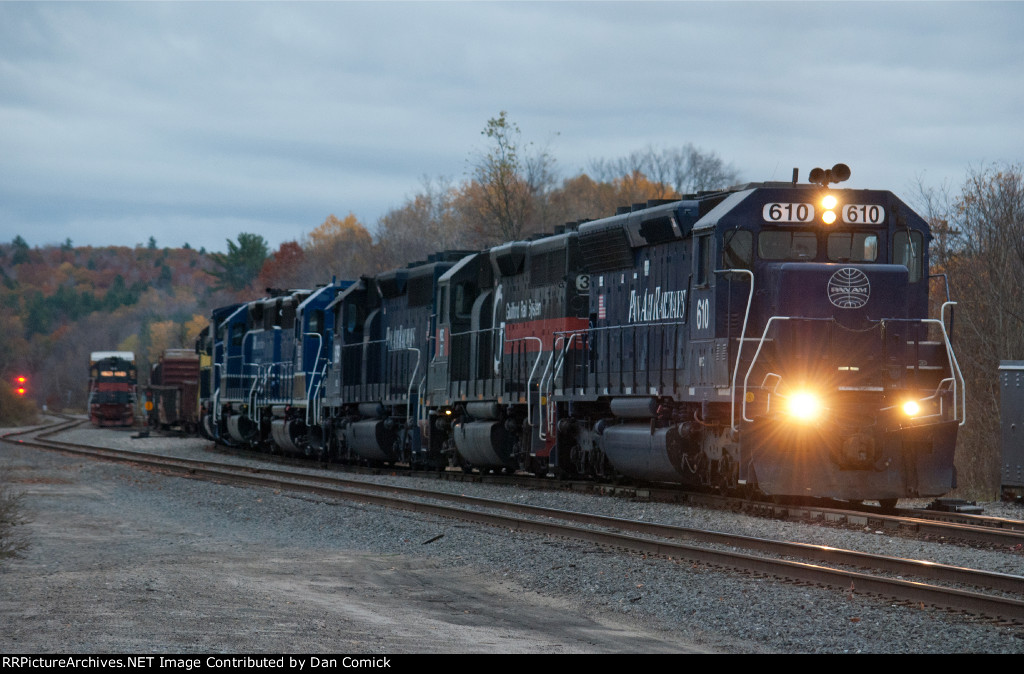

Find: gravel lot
1;423;1022;654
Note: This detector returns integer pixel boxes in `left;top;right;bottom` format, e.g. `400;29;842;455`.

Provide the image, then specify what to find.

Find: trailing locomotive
201;282;350;452
198;165;965;505
88;351;138;427
318;252;471;468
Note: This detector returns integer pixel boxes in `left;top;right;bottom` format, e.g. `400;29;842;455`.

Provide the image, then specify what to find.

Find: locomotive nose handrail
741;316;794;423
933;301;967;426
714;268;754;434
739;312;966;426
499;335;545;434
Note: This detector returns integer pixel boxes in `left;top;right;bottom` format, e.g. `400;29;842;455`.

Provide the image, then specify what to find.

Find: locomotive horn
831;163;851;182
809;163;851;186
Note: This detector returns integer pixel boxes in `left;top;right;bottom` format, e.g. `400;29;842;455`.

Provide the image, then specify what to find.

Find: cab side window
723;230;753;270
696;235;711;286
893;231;923;282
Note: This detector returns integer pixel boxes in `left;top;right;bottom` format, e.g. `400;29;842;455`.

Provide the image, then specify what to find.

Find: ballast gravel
1;424;1022;654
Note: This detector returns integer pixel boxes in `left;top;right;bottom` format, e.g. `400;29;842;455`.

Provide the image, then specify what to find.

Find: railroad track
198;431;1024;546
5;418;1024;625
206;437;1024;549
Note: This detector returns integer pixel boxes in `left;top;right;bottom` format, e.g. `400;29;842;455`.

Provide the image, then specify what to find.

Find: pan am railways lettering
627;287;687;324
386;326;417;350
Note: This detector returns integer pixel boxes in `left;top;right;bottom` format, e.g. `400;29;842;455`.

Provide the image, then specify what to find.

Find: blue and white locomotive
199;165;964;505
200;281;350;453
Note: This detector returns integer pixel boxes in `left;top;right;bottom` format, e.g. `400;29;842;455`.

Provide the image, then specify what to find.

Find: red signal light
13;375;27;396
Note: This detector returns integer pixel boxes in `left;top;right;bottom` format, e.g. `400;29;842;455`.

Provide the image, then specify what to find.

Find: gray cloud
1;1;1021;252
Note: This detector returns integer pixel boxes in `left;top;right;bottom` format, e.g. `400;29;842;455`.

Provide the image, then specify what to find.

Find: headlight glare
787;391;822;422
902;400;921;417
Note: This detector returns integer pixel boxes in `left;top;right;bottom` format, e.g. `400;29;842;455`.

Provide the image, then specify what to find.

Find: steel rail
11;417;1024;548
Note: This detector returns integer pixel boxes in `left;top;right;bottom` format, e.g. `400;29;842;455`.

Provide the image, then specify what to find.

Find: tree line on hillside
0;240;219;411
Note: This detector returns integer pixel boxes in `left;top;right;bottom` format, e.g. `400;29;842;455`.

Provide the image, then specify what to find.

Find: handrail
503;336;544;431
402;347;421;437
714;268;754;433
308;360;330;427
740;313;965;426
741;316;795;423
540;331;582;441
211;362;222;425
928;301;967;425
247;363;262;415
303;333;324;427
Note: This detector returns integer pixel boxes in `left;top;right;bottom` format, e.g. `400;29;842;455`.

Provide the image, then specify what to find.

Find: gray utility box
1000;361;1024;497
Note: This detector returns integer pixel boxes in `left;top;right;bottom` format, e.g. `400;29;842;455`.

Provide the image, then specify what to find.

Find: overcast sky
2;1;1022;254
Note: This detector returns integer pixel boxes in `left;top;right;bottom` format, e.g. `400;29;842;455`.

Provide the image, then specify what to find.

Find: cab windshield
827;232;878;262
758;231;878;262
758;231;817;260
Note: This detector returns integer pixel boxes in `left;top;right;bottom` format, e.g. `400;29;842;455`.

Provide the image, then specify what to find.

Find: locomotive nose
769;263;910;327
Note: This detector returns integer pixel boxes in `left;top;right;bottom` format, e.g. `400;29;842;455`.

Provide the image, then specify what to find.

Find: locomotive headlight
821;194;838;225
902;400;921;417
787;391;822;422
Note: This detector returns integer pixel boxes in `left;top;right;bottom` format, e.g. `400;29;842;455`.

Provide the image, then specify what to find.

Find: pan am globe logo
828;268;871;309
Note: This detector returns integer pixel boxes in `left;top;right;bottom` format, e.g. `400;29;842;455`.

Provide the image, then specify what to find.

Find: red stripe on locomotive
503;317;588;353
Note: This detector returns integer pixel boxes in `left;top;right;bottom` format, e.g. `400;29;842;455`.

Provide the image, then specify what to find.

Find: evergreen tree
209;233;269;291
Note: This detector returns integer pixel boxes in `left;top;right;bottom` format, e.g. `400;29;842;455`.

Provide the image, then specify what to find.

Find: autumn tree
209;233;269;292
375;177;472;270
546;171;680;228
462;111;559;246
258;241;307;290
920;163;1024;496
182;314;208;346
590;144;740;198
303;213;375;281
